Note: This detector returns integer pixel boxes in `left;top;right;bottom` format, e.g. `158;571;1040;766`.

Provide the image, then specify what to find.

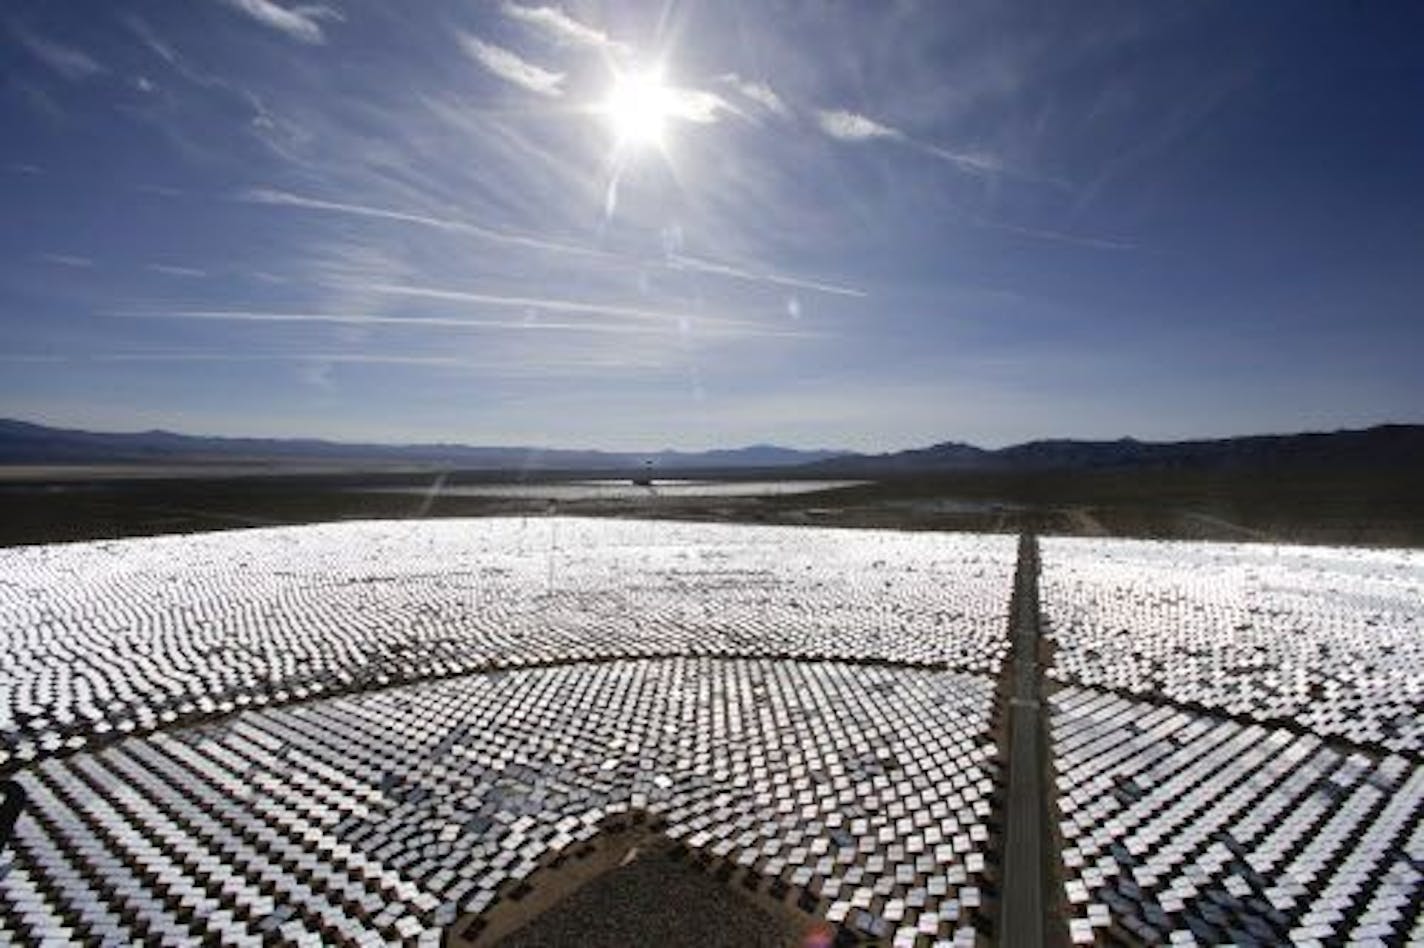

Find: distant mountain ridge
0;419;847;470
0;418;1420;474
812;424;1424;475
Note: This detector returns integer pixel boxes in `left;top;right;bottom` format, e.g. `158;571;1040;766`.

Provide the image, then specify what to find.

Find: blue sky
1;1;1420;451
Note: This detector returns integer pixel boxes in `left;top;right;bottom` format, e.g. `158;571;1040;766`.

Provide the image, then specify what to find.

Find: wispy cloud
88;351;668;373
1071;62;1250;216
458;33;564;97
667;255;866;299
115;308;818;339
122;14;317;162
358;283;744;327
147;263;209;278
977;219;1136;251
36;253;94;268
215;0;341;44
125;15;178;63
816;109;898;142
241;188;601;256
911;142;1002;175
241;188;867;297
665;88;736;125
119;310;663;334
816;108;999;175
719;74;790;119
500;3;616;49
13;28;104;81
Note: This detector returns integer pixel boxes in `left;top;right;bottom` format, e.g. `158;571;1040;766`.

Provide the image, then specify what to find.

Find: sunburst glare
602;67;674;151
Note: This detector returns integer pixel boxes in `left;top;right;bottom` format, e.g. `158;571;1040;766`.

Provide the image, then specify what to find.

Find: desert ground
1;464;1420;549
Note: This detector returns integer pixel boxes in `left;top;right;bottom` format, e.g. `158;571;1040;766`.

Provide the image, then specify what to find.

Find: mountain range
807;424;1424;475
0;419;845;470
1;417;1420;475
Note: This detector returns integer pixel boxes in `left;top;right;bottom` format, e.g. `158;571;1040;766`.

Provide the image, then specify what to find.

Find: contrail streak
112;309;823;339
240;188;868;298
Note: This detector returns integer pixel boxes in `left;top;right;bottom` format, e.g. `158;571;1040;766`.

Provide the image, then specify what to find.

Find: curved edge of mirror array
1049;686;1422;947
1039;537;1424;755
0;659;1000;947
0;518;1018;772
1038;536;1424;946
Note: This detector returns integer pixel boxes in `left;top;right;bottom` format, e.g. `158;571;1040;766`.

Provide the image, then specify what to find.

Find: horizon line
2;414;1418;461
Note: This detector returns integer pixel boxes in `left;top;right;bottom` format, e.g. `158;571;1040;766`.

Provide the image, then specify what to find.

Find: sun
602;68;674;150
